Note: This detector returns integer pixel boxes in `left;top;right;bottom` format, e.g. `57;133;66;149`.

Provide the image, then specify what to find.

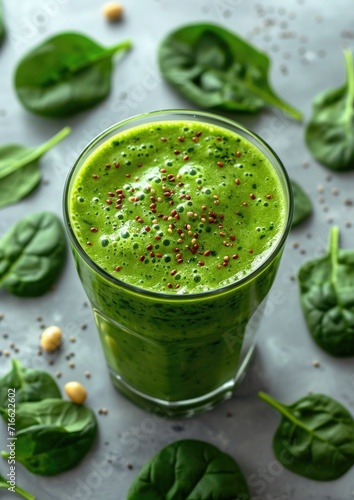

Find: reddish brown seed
160;168;167;173
115;204;122;209
173;248;180;252
230;235;236;241
155;236;161;240
202;205;207;210
174;150;180;155
250;193;256;200
175;283;180;289
242;202;248;207
90;227;98;233
139;256;145;262
106;199;113;205
249;249;254;254
195;131;202;137
185;194;191;200
192;137;198;143
219;231;225;237
177;258;183;264
176;253;182;259
174;214;180;220
108;192;115;197
146;244;153;250
137;163;143;168
178;136;185;142
167;283;173;289
223;256;230;261
161;137;167;142
145;226;151;232
183;155;189;161
163;192;171;197
116;189;123;194
178;182;184;187
92;174;100;179
235;179;241;185
125;173;131;178
198;261;205;266
204;250;211;256
223;261;228;267
217;161;224;168
216;136;222;141
87;241;92;246
115;162;120;168
156;253;163;258
115;266;121;271
266;194;273;199
105;164;111;169
171;269;177;276
232;254;239;259
236;151;242;157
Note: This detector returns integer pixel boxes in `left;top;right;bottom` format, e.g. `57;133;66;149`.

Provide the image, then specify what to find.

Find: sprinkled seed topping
71;120;284;294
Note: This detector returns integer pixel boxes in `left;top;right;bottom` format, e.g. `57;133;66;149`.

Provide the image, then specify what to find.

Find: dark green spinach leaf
0;399;97;476
158;23;302;120
298;226;354;356
0;212;67;297
259;391;354;481
0;127;70;208
15;33;132;117
0;0;5;46
127;439;250;499
0;473;36;500
291;179;312;227
0;359;61;409
306;50;354;171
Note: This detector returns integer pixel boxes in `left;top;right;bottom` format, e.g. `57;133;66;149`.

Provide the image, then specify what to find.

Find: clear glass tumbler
63;110;293;417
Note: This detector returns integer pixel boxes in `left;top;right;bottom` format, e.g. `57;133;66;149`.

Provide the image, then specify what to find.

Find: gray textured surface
0;0;354;499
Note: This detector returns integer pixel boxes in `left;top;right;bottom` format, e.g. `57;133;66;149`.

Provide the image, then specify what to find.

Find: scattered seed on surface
65;382;87;405
40;326;62;352
102;2;124;21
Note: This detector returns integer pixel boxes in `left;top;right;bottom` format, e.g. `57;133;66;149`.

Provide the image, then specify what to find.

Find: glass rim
63;109;293;301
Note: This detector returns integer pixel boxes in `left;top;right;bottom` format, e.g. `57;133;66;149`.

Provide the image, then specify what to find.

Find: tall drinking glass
63;110;293;417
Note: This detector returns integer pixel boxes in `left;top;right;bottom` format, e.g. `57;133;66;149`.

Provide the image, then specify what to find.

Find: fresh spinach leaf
259;392;354;481
127;439;250;499
306;50;354;171
0;0;5;46
0;212;67;297
0;473;36;500
0;359;61;409
15;33;132;117
158;23;302;120
298;226;354;356
291;180;312;227
0;127;70;208
1;399;97;476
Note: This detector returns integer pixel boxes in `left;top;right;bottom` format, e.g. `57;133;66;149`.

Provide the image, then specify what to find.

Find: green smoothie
65;113;291;415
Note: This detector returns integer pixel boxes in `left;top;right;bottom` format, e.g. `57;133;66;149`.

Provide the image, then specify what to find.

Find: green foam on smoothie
70;121;286;293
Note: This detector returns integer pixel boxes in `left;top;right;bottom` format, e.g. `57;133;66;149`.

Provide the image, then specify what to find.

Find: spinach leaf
0;0;5;46
291;179;312;227
306;50;354;171
0;359;61;409
127;439;250;499
0;127;70;208
298;226;354;356
0;212;67;297
0;399;97;476
15;33;132;117
158;23;302;120
0;473;36;500
259;392;354;481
